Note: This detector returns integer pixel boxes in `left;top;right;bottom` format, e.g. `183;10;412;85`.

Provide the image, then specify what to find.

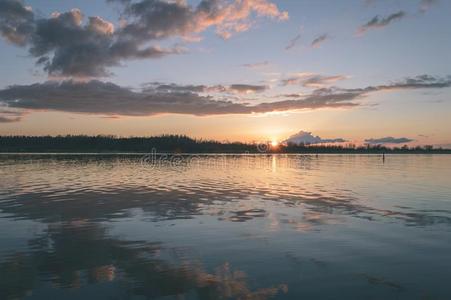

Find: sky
0;0;450;146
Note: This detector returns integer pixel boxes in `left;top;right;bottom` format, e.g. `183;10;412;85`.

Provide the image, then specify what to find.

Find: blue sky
0;0;450;146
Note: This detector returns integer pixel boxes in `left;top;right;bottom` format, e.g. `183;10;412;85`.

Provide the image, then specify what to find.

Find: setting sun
271;140;279;147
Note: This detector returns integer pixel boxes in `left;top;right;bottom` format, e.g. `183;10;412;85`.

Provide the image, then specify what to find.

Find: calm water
0;154;450;299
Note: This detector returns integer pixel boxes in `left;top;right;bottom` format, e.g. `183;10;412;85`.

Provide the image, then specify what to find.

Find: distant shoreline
1;135;450;154
1;153;451;157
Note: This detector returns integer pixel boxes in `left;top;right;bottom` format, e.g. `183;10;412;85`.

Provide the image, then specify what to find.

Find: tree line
0;135;449;153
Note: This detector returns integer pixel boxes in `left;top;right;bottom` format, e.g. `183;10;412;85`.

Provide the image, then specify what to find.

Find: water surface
0;154;450;299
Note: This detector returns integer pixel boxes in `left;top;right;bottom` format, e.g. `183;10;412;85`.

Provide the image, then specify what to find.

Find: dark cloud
146;82;267;94
0;0;287;78
0;80;240;116
0;4;182;77
365;137;414;144
114;0;288;40
357;11;406;35
146;83;210;93
277;93;303;98
0;80;358;119
0;0;34;45
284;131;347;145
32;9;184;77
0;75;449;121
228;84;267;93
311;33;329;48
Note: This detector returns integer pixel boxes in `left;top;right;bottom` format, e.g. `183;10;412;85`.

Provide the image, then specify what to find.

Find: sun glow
271;140;279;147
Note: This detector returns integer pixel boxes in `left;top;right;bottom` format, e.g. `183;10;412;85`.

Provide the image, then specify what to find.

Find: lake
0;154;450;299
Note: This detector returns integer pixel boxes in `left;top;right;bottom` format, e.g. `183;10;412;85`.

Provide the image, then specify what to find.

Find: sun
271;140;279;147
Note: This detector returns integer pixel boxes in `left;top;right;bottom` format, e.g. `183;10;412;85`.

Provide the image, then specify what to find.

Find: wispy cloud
0;0;288;78
347;74;451;92
285;26;304;50
311;34;329;48
357;11;406;35
280;73;348;88
365;137;414;144
241;61;270;68
419;0;438;13
285;33;301;50
364;0;376;7
0;107;26;123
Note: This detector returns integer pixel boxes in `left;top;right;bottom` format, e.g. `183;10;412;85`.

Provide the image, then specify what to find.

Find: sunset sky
0;0;450;146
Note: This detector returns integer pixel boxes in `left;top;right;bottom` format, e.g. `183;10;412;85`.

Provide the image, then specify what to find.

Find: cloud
0;4;183;78
281;73;348;88
344;74;451;93
0;80;359;120
148;83;210;93
0;74;449;121
228;84;267;93
0;0;34;46
284;131;347;145
280;72;314;85
285;25;304;50
147;82;267;94
364;0;376;6
302;75;349;88
357;11;406;35
241;61;269;68
0;0;288;78
298;75;451;103
0;107;26;122
0;116;19;122
114;0;288;40
285;33;301;50
419;0;438;13
311;33;329;48
364;137;414;144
